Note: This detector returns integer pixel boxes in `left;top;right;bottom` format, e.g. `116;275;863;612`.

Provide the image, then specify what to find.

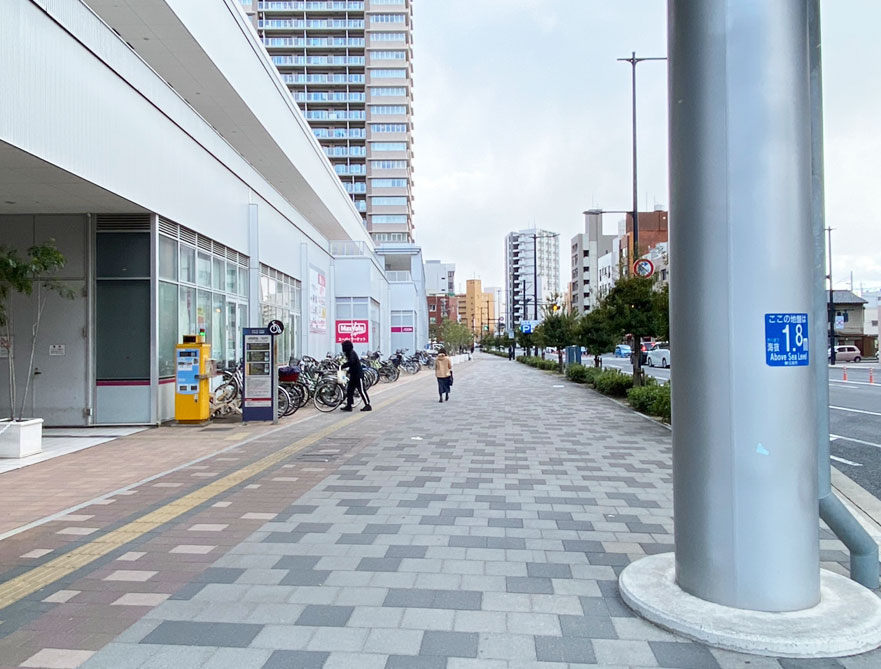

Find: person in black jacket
340;340;371;412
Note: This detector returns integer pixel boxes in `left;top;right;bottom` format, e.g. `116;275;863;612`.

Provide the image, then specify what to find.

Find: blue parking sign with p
520;321;533;334
765;313;809;367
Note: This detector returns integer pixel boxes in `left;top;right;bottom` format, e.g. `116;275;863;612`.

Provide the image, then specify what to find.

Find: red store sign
335;319;369;343
391;326;414;333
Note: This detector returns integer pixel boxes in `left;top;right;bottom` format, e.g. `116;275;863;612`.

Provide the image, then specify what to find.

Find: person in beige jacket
435;348;453;402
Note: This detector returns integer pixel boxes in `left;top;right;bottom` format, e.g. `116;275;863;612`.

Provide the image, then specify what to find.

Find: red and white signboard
391;326;414;333
335;319;369;343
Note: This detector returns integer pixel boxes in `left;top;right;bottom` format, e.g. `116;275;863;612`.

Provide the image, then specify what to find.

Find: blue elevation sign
765;313;809;367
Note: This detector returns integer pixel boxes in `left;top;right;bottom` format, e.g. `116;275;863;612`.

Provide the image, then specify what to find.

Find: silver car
830;345;861;363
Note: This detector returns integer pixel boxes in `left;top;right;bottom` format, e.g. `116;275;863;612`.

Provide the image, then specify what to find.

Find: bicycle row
208;348;438;419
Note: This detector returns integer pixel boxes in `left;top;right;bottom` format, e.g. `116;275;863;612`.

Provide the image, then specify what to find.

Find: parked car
830;345;861;363
614;344;632;358
647;342;671;368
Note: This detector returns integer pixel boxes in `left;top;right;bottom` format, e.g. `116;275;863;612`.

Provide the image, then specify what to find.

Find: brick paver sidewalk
1;355;878;668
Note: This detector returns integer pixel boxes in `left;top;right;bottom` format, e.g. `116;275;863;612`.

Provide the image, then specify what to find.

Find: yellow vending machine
174;335;212;422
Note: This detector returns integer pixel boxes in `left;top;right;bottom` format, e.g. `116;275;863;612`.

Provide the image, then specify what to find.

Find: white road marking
830;405;881;417
830;434;881;449
829;380;880;388
830;455;863;467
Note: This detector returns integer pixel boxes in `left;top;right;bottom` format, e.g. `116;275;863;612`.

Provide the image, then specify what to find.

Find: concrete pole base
619;553;881;658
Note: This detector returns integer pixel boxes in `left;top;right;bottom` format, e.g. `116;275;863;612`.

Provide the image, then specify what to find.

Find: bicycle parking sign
765;313;809;367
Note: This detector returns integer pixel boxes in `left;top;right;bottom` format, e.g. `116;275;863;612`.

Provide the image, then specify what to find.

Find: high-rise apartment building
570;210;617;315
505;229;560;329
239;0;415;244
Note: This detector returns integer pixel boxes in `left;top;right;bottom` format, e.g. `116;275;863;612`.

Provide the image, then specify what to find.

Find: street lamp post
617;52;665;267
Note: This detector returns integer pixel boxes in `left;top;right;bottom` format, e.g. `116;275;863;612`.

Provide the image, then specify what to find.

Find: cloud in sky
411;1;881;294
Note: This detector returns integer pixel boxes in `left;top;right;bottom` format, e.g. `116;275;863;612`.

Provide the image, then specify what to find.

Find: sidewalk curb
831;468;881;547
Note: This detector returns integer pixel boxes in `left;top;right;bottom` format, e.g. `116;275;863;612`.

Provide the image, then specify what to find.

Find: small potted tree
0;240;73;458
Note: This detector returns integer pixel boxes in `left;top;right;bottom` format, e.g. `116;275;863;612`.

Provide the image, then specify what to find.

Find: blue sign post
765;313;809;367
520;320;534;334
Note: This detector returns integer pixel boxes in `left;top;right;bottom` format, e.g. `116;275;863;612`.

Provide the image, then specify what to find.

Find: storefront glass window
159;236;177;281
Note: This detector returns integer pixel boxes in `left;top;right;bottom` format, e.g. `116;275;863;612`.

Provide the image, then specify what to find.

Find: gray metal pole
809;0;831;498
827;226;836;365
629;53;639;262
533;234;538;321
669;0;819;611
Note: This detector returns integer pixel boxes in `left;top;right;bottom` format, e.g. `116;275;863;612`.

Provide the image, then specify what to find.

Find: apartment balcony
386;270;412;283
297;93;366;104
259;1;365;12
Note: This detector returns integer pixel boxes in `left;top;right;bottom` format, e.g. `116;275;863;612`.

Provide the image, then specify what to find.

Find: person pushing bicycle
340;340;371;412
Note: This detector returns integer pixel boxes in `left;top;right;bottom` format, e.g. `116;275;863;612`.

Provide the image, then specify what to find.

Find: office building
462;279;496;337
505;229;560;329
239;0;415;245
484;286;505;333
570;211;617;315
424;260;456;296
427;294;458;341
619;208;669;273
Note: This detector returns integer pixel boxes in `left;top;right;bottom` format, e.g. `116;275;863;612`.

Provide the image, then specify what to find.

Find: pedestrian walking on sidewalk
340;340;371;412
435;347;453;402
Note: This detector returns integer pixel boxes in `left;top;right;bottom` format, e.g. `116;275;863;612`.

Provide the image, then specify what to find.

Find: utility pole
617;53;664;386
533;233;539;321
827;226;836;364
617;52;666;268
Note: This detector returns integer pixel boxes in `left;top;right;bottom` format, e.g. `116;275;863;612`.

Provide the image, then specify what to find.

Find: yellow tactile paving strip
0;392;408;611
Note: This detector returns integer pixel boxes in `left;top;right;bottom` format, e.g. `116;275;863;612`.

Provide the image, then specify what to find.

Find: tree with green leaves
515;327;535;357
534;304;578;371
439;319;473;353
0;240;75;420
652;283;669;341
576;307;617;368
600;275;660;386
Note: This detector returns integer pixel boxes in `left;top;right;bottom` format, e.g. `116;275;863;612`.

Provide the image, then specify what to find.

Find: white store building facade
0;0;425;426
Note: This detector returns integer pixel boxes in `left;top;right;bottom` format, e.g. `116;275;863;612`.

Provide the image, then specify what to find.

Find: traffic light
552;304;560;312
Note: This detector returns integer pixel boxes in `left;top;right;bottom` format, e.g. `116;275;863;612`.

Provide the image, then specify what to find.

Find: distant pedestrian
435;347;453;402
340;340;371;412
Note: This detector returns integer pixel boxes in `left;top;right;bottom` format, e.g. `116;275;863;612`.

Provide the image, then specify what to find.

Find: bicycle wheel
281;385;300;417
276;386;292;419
313;379;343;412
284;383;306;412
295;381;311;407
212;381;239;404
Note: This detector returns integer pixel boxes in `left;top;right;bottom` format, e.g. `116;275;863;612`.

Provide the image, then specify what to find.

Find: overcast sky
411;1;881;297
